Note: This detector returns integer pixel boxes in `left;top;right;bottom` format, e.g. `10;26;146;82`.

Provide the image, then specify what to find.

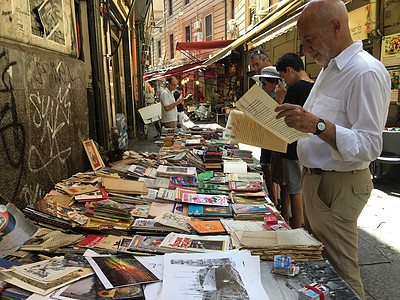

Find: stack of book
229;181;263;192
196;182;229;195
230;229;324;261
231;203;273;220
203;148;223;171
156;165;197;178
231;149;254;163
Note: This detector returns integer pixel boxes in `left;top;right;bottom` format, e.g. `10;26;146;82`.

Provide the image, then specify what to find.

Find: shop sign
348;5;370;41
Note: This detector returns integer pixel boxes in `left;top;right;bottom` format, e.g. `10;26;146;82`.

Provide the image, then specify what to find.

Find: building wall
0;0;89;208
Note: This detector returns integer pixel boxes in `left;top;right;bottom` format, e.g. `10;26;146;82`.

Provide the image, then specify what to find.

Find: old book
62;185;99;196
235;84;308;144
74;189;109;202
156;166;196;177
2;258;93;295
148;202;175;218
127;235;165;253
187;204;232;218
228;181;263;192
187;220;226;234
159;232;230;253
20;228;84;252
153;212;199;232
102;177;149;195
182;193;229;206
156;188;176;201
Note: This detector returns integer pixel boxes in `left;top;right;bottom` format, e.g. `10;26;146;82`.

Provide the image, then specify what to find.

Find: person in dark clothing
275;53;314;228
173;86;187;128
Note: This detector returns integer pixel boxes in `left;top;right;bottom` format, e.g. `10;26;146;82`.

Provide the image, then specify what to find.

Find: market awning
176;40;235;51
146;61;205;81
164;61;204;75
143;72;165;81
203;0;304;66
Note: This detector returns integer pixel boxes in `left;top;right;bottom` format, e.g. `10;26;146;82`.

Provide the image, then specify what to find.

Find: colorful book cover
175;187;197;201
128;235;164;253
228;181;263;192
206;176;226;183
74;235;108;249
170;176;198;188
196;188;230;195
187;221;226;234
230;195;268;205
88;255;160;289
182;193;228;206
187;204;232;217
74;189;109;202
197;182;229;191
232;203;272;214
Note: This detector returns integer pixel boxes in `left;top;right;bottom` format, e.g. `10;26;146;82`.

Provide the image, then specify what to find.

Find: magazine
159;232;230;253
85;255;161;289
0;195;38;258
153;212;199;232
182;193;229;206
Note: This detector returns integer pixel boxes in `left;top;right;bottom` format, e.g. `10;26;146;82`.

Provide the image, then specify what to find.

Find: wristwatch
314;118;326;135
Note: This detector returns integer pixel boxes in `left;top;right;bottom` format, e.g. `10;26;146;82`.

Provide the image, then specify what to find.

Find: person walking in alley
251;49;279;208
275;1;390;298
160;76;183;128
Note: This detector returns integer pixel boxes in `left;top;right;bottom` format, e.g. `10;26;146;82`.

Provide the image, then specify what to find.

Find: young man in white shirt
275;1;390;299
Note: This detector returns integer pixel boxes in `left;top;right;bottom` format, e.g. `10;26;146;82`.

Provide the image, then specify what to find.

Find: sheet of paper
224;110;288;152
161;251;269;300
235;84;309;144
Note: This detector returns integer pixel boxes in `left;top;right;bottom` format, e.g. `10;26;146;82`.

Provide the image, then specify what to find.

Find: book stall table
0;125;361;300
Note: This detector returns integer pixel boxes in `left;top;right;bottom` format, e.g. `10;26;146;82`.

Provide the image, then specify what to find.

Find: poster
381;33;400;67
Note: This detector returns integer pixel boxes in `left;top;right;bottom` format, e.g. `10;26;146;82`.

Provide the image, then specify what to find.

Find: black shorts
260;148;272;166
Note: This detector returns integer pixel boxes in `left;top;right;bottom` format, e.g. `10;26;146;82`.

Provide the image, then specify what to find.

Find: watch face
317;121;326;131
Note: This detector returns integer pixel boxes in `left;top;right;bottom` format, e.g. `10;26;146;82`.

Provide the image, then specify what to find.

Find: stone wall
0;43;89;208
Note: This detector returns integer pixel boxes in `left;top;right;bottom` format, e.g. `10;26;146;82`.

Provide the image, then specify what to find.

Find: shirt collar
331;40;363;71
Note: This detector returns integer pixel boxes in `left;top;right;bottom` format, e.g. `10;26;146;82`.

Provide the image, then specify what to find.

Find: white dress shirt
298;41;391;171
160;87;177;123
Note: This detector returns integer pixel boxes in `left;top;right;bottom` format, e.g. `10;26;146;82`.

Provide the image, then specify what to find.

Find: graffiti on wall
0;47;77;207
0;49;26;204
28;85;72;182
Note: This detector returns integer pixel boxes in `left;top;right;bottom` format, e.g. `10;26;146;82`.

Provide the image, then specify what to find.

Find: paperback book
187;204;233;218
228;181;263;192
182;193;229;206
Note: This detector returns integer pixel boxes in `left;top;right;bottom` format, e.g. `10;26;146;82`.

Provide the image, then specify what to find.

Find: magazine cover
232;203;272;214
228;181;263;192
86;255;160;289
187;221;226;234
128;235;165;253
160;233;230;252
153;212;198;232
187;204;232;217
182;193;228;206
0;195;37;258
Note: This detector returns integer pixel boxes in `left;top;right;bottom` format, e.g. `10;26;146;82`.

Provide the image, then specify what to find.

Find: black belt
303;167;324;175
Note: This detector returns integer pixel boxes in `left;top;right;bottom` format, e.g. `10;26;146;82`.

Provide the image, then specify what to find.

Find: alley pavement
129;122;400;300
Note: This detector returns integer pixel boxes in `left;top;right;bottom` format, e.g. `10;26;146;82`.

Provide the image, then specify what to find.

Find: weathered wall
0;43;89;208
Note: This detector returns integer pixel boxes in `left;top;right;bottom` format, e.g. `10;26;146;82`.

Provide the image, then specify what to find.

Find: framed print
82;140;105;171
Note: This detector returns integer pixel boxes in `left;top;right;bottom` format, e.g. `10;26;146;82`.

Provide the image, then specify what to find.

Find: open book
226;84;308;150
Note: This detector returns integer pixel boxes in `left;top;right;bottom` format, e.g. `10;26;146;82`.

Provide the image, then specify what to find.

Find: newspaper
235;84;309;144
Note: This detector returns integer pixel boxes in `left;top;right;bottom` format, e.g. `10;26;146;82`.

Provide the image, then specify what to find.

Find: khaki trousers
163;121;177;129
302;168;372;300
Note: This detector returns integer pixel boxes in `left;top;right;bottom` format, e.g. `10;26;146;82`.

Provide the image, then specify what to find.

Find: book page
235;84;309;144
224;110;288;152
